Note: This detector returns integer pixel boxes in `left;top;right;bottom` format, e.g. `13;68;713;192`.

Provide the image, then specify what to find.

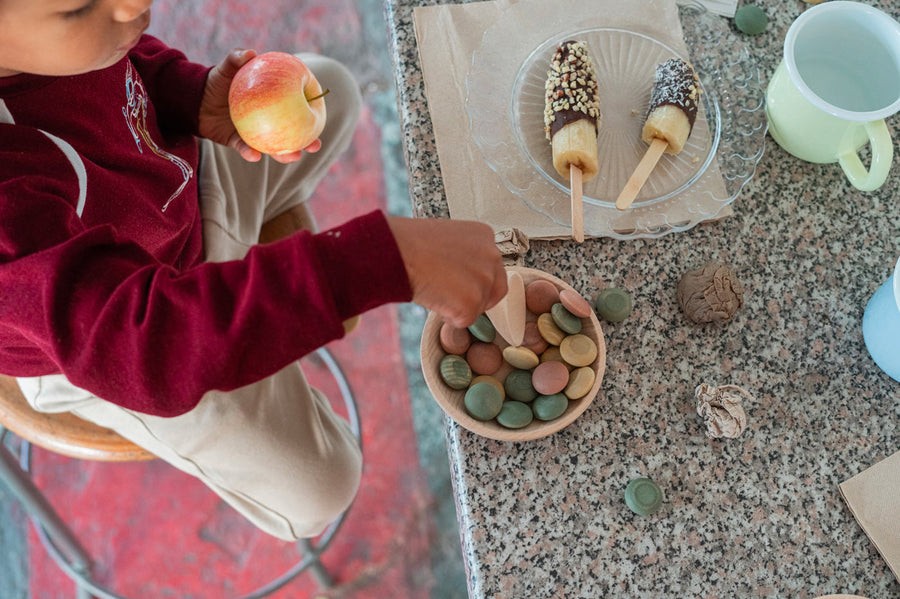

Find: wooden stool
0;348;360;599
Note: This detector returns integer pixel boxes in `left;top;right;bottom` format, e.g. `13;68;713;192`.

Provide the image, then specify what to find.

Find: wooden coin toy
536;312;566;345
624;478;664;516
595;287;633;323
468;313;496;342
540;346;571;369
471;375;505;400
564;367;595;400
559;288;593;318
521;321;549;355
525;279;560;314
466;342;503;375
440;354;472;390
439;322;472;355
464;382;504;421
504;369;538;403
559;334;598;367
497;401;534;429
532;361;570;395
550;302;582;335
532;393;568;421
502;346;540;370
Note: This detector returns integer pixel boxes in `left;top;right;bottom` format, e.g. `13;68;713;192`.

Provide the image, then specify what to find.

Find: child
0;0;507;540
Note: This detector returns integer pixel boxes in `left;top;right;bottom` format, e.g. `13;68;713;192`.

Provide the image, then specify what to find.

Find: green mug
765;1;900;192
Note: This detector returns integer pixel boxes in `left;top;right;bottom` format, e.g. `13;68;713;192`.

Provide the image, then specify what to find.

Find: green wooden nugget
734;4;767;35
497;401;534;429
464;382;503;421
440;354;472;390
594;288;633;323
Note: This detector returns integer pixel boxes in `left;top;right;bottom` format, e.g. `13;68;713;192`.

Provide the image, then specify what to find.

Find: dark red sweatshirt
0;36;411;416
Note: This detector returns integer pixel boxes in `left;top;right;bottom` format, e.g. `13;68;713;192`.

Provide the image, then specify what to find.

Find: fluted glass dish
466;0;767;239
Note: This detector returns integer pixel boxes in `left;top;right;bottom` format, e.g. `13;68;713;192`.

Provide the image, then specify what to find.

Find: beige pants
16;54;364;541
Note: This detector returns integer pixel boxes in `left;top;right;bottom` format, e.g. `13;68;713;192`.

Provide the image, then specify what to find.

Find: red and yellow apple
228;52;328;155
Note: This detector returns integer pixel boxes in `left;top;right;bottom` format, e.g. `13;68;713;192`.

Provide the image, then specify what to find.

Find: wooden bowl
420;266;606;441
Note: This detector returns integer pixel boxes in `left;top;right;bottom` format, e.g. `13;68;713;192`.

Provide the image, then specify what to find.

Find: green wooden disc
624;478;664;516
734;4;767;35
467;314;496;343
440;354;472;390
497;401;534;429
531;393;568;421
504;369;538;403
464;382;503;421
550;302;582;335
594;288;633;323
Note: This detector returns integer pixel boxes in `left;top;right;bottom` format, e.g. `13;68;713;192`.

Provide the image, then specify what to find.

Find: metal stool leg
0;439;92;571
0;430;98;599
297;538;333;588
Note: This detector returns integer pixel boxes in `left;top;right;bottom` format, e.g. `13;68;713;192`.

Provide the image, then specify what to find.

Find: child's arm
0;134;501;417
0;139;411;417
386;217;507;328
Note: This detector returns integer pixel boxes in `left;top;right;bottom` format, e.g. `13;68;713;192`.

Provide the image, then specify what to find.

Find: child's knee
283;436;363;539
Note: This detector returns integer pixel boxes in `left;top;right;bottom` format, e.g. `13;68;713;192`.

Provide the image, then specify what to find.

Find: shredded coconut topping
647;58;701;126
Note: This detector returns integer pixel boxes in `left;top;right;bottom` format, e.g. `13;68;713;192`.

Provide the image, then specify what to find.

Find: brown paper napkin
839;450;900;582
412;0;731;240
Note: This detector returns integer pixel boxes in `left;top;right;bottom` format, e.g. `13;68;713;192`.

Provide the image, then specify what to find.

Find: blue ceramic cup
863;256;900;382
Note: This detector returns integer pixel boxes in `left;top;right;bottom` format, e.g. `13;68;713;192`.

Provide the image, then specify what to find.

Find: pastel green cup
765;1;900;192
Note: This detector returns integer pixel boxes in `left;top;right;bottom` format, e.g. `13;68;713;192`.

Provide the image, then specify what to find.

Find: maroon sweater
0;36;411;416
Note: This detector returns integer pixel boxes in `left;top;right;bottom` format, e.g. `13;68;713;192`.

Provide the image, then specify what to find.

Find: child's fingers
229;134;262;162
219;48;257;79
485;262;509;310
270;151;304;164
270;142;321;164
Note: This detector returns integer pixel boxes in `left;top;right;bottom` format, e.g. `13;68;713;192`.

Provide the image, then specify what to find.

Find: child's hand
199;49;318;163
386;217;508;328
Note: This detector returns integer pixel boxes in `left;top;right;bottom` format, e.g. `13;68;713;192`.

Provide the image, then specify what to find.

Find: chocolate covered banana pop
641;57;701;154
544;40;601;181
544;40;600;242
617;57;701;210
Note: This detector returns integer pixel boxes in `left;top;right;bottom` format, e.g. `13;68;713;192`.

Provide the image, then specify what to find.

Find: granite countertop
383;0;900;597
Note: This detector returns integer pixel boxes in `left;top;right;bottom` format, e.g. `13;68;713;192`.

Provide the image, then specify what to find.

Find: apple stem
306;88;331;103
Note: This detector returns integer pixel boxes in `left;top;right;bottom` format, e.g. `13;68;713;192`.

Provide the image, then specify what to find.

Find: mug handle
838;120;892;192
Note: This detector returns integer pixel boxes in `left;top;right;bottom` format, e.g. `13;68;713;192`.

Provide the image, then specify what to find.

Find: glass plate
465;0;768;239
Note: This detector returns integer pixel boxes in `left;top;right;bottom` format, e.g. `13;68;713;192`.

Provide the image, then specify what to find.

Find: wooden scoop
485;270;526;346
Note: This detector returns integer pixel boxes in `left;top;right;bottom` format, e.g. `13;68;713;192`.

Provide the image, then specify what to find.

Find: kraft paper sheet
839;449;900;583
412;0;731;240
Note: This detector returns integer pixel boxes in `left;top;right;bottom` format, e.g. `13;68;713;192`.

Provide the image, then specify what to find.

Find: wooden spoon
485;270;526;346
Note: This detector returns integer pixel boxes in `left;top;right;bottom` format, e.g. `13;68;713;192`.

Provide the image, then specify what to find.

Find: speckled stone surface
385;0;900;597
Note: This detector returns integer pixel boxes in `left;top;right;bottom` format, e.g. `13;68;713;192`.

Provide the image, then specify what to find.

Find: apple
228;52;328;155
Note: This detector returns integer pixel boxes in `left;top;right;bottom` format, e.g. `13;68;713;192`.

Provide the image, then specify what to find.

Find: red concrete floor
19;1;459;598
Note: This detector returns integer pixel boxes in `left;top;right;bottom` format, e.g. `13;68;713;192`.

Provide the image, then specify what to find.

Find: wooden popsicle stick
570;165;585;243
615;137;669;211
485;270;526;346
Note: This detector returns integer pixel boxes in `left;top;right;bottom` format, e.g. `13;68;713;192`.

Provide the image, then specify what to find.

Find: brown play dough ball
677;261;744;323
